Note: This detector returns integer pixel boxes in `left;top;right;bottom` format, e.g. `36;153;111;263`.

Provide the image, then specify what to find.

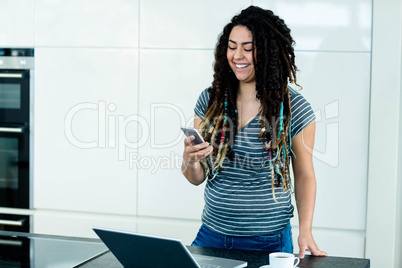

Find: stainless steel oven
0;48;33;232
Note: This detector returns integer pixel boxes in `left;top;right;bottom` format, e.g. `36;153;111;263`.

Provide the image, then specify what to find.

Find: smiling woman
181;5;327;258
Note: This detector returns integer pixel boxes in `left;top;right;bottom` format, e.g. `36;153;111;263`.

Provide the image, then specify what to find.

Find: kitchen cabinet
254;0;372;51
140;0;251;49
0;0;34;47
34;48;139;215
33;210;137;238
35;0;138;48
137;49;214;219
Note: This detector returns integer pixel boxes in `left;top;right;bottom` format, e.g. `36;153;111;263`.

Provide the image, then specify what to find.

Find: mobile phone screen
181;127;205;145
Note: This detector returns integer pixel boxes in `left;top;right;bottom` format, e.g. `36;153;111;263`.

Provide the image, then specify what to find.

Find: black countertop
186;246;370;268
78;245;371;268
0;230;370;268
0;230;107;267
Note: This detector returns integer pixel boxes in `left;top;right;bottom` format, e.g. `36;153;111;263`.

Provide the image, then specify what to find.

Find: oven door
0;70;30;123
0;124;29;209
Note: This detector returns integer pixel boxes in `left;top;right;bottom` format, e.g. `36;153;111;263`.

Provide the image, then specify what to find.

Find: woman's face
226;26;255;85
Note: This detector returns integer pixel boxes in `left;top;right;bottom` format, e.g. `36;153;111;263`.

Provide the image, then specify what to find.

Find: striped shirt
194;87;316;236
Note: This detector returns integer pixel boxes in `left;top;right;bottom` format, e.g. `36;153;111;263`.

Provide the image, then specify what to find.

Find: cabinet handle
0;238;23;246
0;126;24;133
0;73;23;78
0;219;24;226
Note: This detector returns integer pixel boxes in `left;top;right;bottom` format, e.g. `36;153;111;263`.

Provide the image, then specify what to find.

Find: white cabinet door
34;210;138;238
254;0;372;51
34;48;139;215
137;217;201;246
0;0;34;47
35;0;138;48
137;49;215;219
140;0;251;49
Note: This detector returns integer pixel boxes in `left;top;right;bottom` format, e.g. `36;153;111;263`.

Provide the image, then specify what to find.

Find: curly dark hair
199;6;299;193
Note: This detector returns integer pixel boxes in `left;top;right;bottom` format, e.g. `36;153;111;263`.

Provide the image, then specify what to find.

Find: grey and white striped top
194;87;316;236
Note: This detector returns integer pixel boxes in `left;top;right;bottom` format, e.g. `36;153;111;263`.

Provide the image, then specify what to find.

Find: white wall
397;128;402;267
0;0;400;265
365;0;402;267
397;28;402;267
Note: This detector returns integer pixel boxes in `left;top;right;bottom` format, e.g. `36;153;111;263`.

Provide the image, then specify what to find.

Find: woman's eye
228;46;236;50
244;48;253;52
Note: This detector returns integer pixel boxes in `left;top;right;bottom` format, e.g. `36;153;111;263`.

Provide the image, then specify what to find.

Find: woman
181;5;326;259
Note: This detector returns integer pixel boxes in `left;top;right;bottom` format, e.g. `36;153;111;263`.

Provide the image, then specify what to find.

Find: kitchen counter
78;244;371;268
0;230;370;268
0;230;107;267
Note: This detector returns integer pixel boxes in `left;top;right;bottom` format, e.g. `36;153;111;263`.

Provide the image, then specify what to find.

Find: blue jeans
191;222;293;253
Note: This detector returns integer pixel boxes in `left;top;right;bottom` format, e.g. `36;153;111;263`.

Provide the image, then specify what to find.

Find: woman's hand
182;135;213;166
181;133;213;186
298;231;327;259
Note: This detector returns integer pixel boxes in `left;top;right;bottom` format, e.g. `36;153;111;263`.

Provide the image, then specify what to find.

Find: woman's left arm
291;120;327;259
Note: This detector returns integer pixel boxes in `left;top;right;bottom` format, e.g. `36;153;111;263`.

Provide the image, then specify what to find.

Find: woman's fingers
184;136;210;151
188;145;213;161
184;136;213;161
311;248;327;257
183;135;195;146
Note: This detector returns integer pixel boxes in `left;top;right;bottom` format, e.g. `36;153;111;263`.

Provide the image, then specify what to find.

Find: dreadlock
198;6;300;198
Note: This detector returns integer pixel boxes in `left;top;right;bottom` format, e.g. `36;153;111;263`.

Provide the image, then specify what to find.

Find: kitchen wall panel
34;48;138;215
137;217;201;246
35;0;138;47
0;0;34;47
137;49;214;219
289;52;370;230
292;227;366;258
140;0;251;49
34;210;138;238
254;0;372;51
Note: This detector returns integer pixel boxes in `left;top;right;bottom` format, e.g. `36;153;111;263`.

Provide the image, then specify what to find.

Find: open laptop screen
92;227;247;268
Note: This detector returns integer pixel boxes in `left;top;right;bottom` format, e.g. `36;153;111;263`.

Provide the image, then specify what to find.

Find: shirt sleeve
289;87;316;138
194;88;211;119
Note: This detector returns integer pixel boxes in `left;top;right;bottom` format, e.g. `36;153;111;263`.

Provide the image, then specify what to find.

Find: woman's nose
234;50;244;60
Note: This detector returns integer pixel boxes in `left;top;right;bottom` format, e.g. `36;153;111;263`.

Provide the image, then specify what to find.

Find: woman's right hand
183;135;213;165
182;135;213;185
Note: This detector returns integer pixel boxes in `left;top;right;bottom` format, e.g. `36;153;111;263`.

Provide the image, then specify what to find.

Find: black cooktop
0;232;107;268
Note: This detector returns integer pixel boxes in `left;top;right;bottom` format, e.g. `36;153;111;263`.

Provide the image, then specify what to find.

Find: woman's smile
234;63;251;70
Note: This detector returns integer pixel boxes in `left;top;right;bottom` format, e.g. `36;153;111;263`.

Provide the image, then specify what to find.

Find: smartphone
181;126;205;145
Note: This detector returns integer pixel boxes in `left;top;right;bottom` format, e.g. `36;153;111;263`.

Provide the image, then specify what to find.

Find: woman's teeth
236;64;249;69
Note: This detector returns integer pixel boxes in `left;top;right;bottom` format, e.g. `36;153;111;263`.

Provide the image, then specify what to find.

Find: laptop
92;227;247;268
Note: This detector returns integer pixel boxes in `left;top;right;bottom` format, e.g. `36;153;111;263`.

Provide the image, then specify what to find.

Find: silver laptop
92;227;247;268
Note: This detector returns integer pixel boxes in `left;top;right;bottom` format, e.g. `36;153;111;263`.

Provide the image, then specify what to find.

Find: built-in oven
0;48;34;232
0;69;31;122
0;124;29;208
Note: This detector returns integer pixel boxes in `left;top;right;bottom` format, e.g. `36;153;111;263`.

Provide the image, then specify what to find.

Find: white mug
269;252;300;268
